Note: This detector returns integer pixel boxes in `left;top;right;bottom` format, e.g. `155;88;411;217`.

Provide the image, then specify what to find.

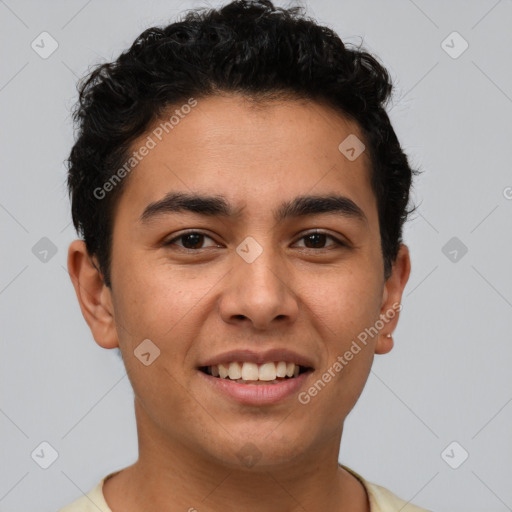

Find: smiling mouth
199;361;313;385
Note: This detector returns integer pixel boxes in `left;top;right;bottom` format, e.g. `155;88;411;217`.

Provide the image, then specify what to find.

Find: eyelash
163;230;347;251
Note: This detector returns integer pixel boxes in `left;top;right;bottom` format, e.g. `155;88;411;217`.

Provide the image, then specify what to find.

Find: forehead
115;94;377;226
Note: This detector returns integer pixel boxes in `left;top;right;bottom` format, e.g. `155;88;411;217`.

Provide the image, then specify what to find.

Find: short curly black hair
67;0;419;288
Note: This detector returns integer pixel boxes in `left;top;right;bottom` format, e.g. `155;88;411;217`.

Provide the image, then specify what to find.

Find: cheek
304;266;383;347
113;254;209;340
110;262;201;418
315;269;382;408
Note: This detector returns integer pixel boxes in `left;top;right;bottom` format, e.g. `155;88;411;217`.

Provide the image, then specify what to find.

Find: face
69;94;410;470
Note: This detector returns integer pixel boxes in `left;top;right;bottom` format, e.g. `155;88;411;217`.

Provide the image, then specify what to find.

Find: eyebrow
139;191;368;225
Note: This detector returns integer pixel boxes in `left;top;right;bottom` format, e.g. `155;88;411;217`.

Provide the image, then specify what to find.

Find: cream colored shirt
58;465;430;512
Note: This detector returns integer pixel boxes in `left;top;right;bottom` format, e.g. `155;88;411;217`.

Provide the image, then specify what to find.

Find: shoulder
340;464;431;512
57;474;114;512
364;480;431;512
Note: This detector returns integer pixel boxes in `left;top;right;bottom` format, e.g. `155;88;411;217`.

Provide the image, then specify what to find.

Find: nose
219;246;299;330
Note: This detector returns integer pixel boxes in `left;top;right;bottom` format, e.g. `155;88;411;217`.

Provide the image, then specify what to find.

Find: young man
60;0;428;510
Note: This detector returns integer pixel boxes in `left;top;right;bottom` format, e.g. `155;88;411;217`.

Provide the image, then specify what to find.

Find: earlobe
67;240;119;349
375;332;394;355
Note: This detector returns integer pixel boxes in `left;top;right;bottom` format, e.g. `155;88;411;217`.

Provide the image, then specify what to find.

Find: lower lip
198;370;312;405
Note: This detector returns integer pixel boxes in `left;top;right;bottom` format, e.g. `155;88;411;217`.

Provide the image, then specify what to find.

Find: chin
203;423;318;470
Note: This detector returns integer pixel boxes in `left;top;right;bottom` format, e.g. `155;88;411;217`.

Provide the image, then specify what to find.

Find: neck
103;403;369;512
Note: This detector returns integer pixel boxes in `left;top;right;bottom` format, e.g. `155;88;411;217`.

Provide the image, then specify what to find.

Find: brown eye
303;233;328;248
165;232;219;250
179;233;205;249
295;232;345;249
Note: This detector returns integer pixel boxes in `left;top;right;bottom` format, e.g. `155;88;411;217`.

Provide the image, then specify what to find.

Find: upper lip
198;348;315;369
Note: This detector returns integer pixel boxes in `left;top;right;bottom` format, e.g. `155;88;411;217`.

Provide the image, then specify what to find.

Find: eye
164;231;220;250
294;231;346;249
163;230;347;252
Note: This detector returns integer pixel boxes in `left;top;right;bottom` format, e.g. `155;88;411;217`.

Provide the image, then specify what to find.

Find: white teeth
208;361;304;381
218;363;229;379
228;362;242;380
241;362;259;381
258;362;277;381
276;361;287;378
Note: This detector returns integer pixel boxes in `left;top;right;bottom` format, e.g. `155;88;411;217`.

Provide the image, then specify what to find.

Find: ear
67;239;119;349
374;244;411;355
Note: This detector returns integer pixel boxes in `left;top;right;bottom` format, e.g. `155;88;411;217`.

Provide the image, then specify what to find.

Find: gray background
1;0;511;511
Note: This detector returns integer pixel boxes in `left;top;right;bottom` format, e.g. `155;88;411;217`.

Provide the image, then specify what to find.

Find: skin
68;93;411;512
